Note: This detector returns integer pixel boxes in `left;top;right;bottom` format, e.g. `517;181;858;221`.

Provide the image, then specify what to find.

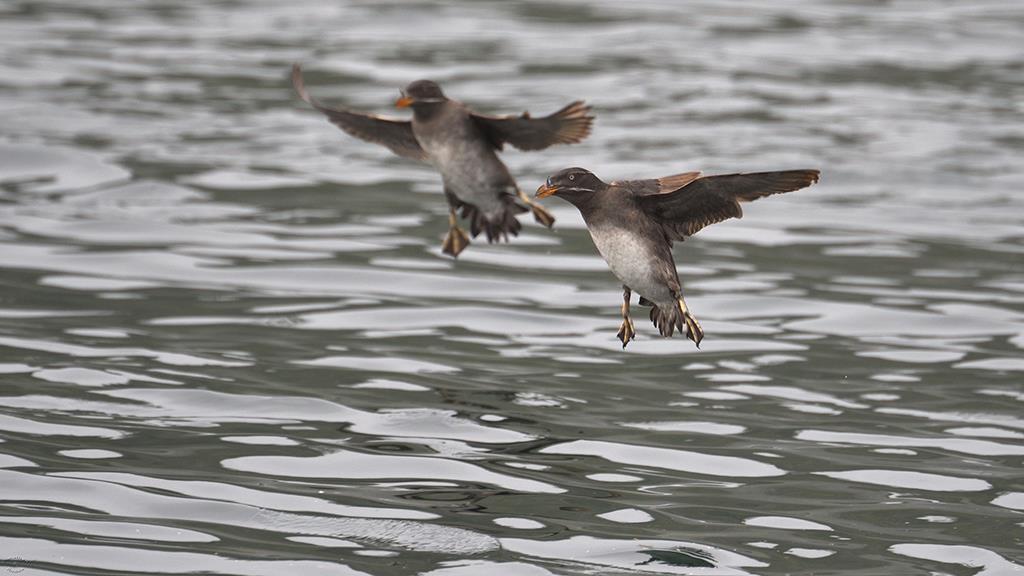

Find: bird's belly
426;143;512;215
419;132;488;176
589;225;675;305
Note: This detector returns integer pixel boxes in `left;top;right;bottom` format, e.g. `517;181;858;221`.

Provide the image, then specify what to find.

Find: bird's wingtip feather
291;62;313;104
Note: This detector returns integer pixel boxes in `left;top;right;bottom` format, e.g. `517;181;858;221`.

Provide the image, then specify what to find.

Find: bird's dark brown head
536;167;605;202
395;80;447;108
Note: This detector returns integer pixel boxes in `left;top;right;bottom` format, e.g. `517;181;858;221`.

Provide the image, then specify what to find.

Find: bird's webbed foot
518;190;556;228
529;202;556;228
617;286;636;348
617;317;637;348
441;210;470;258
678;298;704;348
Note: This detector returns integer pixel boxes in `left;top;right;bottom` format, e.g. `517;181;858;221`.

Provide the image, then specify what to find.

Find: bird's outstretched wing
291;64;428;161
614;172;703;196
470;101;594;151
637;169;820;241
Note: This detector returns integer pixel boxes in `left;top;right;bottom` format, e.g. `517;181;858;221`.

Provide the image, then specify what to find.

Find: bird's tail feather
644;297;704;346
459;200;526;243
649;303;684;337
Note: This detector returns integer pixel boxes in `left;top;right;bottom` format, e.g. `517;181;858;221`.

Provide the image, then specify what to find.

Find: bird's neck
411;102;447;122
563;184;608;215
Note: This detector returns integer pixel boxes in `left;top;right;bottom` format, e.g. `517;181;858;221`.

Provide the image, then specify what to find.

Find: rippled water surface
2;0;1023;574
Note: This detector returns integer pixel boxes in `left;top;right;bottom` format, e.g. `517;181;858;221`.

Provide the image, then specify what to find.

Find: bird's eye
568;174;575;181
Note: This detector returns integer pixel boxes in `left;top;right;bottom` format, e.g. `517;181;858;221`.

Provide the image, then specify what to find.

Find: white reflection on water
815;470;991;492
0;144;130;193
720;385;868;409
0;515;218;543
296;355;460;374
0;336;249;367
223;450;564;493
876;407;1024;430
32;367;132;387
0;536;371;576
420;560;558;576
51;470;436;521
796;429;1024;456
0;413;125;439
785;548;835;559
743;516;832;532
620;421;747;435
889;544;1024;575
991;493;1024;512
596;508;654;524
539;440;786;477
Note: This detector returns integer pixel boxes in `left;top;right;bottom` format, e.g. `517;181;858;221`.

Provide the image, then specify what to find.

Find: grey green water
1;0;1023;574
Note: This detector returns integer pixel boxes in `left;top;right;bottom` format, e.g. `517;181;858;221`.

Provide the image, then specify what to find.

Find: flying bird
292;64;594;257
536;167;820;348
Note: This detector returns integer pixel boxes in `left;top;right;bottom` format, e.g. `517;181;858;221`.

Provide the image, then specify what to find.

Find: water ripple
2;0;1023;573
539;440;786;478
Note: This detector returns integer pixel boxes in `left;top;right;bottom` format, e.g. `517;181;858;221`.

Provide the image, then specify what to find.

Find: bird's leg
517;188;556;228
677;295;704;348
441;208;470;258
616;286;636;349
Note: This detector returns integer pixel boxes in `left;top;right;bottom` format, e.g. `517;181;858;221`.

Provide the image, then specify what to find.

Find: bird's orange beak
395;95;414;108
535;183;559;199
